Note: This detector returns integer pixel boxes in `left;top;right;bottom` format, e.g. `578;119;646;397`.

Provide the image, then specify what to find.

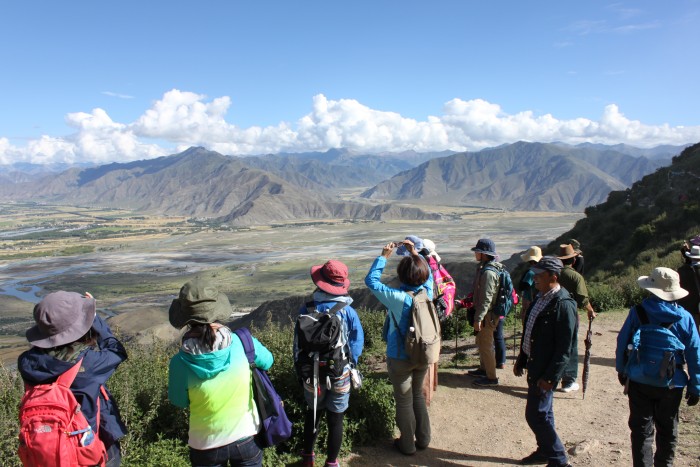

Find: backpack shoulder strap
327;301;347;315
305;300;317;313
56;358;84;388
233;328;256;365
635;304;673;329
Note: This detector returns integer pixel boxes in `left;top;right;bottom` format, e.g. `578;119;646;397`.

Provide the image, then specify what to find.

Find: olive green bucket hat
169;279;232;328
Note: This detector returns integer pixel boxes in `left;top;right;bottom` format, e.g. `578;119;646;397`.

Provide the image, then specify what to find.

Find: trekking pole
454;311;459;368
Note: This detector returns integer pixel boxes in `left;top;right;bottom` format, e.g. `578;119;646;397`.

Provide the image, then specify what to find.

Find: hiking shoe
496;363;505;369
467;368;487;377
324;460;340;467
393;439;416;456
473;377;499;387
519;450;548;465
559;381;579;393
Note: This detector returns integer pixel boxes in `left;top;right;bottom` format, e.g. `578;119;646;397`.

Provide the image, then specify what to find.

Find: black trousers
627;381;684;467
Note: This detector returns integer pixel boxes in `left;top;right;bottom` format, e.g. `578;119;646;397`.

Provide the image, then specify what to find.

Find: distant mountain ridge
361;141;669;211
0;147;440;225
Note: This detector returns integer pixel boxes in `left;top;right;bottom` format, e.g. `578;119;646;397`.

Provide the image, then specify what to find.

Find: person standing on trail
556;243;596;393
677;242;700;331
518;246;543;326
364;239;434;456
295;260;364;467
467;238;507;386
514;256;576;467
615;267;700;467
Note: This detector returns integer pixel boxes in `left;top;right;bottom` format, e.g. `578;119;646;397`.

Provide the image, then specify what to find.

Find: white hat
685;245;700;260
637;267;689;302
520;246;543;263
422;239;441;262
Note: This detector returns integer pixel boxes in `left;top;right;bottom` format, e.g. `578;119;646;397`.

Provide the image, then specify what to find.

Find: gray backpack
392;289;441;364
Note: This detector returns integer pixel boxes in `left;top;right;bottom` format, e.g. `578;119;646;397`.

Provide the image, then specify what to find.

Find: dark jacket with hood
516;287;577;386
17;315;128;447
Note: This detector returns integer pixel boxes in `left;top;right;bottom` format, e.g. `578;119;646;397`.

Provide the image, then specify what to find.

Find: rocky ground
343;312;700;466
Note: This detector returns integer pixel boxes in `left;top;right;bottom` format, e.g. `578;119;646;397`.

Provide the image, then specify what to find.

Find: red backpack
18;358;107;467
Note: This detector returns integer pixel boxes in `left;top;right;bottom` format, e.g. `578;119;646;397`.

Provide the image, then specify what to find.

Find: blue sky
1;1;699;165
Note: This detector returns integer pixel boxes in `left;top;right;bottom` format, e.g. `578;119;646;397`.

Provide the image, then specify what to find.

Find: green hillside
549;142;700;310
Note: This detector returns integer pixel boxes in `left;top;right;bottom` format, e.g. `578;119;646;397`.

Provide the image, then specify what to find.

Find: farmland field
0;203;582;364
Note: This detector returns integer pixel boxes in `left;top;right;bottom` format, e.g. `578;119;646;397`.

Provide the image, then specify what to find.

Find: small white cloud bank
2;89;700;165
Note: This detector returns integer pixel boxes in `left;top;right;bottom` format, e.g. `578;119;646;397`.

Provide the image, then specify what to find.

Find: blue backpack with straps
233;327;293;447
623;305;686;388
484;263;516;318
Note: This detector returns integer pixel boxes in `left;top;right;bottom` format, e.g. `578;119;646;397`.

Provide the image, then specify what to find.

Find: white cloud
101;91;135;99
1;90;699;165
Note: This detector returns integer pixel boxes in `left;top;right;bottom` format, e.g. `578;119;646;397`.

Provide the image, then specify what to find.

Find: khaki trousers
475;312;499;380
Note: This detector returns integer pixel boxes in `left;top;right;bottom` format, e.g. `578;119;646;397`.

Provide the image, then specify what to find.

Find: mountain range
0;142;682;224
361;142;670;211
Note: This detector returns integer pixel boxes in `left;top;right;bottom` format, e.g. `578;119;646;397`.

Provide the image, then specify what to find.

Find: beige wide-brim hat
637;267;689;301
169;279;232;328
26;291;97;348
520;246;543;262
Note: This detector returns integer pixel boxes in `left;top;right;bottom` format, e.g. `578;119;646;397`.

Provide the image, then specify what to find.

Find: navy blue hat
397;235;424;256
531;256;563;275
470;238;497;256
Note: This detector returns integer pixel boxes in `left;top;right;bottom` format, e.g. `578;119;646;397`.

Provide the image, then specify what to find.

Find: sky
1;1;700;165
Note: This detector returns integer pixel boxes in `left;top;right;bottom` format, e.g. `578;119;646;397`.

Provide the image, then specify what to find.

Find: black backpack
294;301;350;381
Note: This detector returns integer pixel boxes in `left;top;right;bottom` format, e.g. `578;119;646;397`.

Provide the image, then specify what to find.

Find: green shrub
0;363;23;467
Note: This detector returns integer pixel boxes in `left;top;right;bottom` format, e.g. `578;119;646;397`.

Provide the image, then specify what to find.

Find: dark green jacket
516;287;577;386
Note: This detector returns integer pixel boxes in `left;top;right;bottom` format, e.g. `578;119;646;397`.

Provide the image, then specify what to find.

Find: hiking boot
559;381;579;393
519;450;548;465
300;451;315;467
467;368;487;377
473;376;499;387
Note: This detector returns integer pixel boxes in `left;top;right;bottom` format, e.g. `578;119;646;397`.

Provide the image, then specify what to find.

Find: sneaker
467;368;487;377
559;381;579;393
324;460;340;467
473;376;499;387
519;450;548;465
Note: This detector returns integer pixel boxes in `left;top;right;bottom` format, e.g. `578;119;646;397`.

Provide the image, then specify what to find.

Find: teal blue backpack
623;305;685;388
484;263;516;318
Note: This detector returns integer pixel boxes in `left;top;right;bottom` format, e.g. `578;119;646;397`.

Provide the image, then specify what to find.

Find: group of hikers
13;234;700;467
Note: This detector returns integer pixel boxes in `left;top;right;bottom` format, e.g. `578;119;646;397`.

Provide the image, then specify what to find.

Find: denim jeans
494;318;506;366
386;357;431;454
189;436;263;467
525;383;568;466
627;381;683;467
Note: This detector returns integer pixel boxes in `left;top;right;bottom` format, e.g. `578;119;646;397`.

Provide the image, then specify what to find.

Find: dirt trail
344;312;700;466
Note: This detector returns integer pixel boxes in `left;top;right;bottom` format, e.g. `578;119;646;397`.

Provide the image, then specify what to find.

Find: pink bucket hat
310;260;350;295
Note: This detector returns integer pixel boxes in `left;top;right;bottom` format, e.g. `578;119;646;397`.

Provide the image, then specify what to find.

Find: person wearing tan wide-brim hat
518;246;543;325
615;267;700;466
168;278;275;464
556;244;596;393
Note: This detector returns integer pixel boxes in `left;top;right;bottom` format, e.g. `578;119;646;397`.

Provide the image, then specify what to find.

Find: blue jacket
294;292;364;366
364;256;434;360
18;315;128;447
616;296;700;395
